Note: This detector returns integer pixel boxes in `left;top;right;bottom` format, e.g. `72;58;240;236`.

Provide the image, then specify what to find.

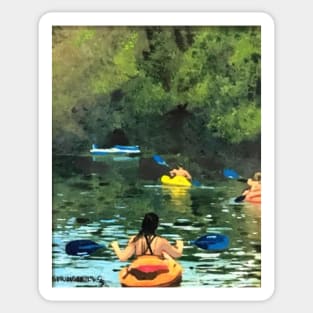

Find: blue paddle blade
65;240;105;256
223;168;240;179
153;155;169;167
192;180;201;187
191;233;230;251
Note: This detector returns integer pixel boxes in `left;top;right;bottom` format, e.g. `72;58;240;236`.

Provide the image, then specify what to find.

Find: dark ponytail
132;212;159;242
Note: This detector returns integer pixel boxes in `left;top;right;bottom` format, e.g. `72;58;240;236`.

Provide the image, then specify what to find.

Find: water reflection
161;185;192;212
52;156;261;288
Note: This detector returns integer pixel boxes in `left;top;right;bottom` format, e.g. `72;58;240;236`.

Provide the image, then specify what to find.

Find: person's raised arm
111;238;135;262
185;171;192;180
160;238;183;258
169;169;176;177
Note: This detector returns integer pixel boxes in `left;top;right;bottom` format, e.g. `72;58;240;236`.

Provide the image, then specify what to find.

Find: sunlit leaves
209;103;261;143
230;27;261;65
113;32;139;81
90;30;140;95
73;28;96;47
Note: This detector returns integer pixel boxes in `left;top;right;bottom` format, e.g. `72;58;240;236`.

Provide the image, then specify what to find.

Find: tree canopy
52;26;261;155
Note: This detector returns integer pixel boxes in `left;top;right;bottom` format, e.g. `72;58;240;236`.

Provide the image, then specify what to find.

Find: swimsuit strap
143;234;156;255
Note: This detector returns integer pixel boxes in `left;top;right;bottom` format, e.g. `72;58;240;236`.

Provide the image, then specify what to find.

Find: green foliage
230;27;260;65
73;28;96;47
89;29;139;94
139;28;182;92
52;25;261;154
209;103;261;143
113;31;139;79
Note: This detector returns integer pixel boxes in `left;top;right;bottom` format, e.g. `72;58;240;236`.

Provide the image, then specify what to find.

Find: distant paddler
169;164;192;181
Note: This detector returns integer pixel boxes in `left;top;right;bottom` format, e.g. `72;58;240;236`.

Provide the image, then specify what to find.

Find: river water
52;155;261;288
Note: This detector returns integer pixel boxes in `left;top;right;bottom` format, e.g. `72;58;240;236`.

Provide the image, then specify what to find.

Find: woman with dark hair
111;212;183;261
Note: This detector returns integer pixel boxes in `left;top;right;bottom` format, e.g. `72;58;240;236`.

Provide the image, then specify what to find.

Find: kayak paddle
153;154;201;187
65;233;229;256
65;239;105;256
153;154;170;167
234;194;246;203
223;169;250;202
223;168;248;183
189;233;230;251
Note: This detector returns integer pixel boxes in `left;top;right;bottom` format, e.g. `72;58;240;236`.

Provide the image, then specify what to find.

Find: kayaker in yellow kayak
169;164;192;181
111;212;183;261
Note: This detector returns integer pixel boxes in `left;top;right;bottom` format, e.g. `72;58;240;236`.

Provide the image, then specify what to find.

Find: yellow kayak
119;255;183;287
161;175;192;187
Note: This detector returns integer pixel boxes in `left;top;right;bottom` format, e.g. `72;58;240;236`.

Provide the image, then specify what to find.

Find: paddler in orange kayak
111;212;183;261
236;171;261;203
243;172;261;194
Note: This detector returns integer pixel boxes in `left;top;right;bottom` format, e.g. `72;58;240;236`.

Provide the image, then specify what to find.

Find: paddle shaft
66;232;229;255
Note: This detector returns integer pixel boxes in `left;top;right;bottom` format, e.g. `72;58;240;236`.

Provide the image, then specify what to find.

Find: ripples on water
52;156;261;288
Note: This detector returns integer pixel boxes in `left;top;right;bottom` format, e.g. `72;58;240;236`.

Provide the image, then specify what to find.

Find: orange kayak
119;255;183;287
244;190;261;204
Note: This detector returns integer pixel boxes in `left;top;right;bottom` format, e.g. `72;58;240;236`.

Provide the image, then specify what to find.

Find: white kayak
90;144;141;155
